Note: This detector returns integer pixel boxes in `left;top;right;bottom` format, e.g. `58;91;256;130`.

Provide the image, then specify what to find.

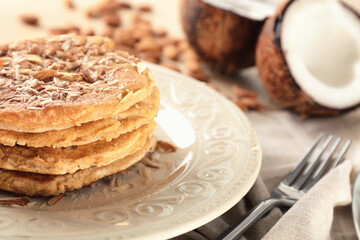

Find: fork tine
292;135;333;190
301;137;341;192
282;133;325;186
330;139;352;168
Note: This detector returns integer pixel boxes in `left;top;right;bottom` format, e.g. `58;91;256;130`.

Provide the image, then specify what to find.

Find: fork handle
215;198;296;240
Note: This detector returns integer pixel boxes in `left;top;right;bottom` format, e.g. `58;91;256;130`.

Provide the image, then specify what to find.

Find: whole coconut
255;0;357;116
180;0;264;74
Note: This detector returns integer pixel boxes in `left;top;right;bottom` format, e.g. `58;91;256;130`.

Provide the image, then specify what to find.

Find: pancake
0;34;154;133
0;87;159;147
0;121;156;175
0;136;155;197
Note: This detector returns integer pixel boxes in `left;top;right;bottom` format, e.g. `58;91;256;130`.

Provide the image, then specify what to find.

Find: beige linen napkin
263;160;353;240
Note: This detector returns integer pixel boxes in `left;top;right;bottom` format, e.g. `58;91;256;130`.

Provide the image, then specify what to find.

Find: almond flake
141;168;151;178
55;72;82;81
113;183;133;192
142;157;160;168
156;140;177;153
47;193;65;206
24;54;43;65
19;14;39;26
33;69;56;81
80;69;94;83
0;197;30;206
232;85;257;99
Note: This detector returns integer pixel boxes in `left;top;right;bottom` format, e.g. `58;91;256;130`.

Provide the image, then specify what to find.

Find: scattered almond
0;44;8;56
0;149;3;159
135;37;161;52
64;0;74;9
55;72;82;81
139;51;161;64
24;54;43;65
234;98;263;112
118;1;132;9
189;70;209;82
83;28;95;36
113;183;133;192
232;84;257;99
19;13;39;26
49;26;80;35
102;13;121;27
86;0;121;18
0;197;30;206
156;140;177;153
33;69;57;81
152;27;167;37
113;28;136;47
162;45;180;60
141;167;151;178
142;157;160;168
102;27;115;38
138;4;152;12
56;50;76;61
47;193;65;206
80;69;94;83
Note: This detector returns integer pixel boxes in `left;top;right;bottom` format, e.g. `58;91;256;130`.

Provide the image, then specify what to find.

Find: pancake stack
0;35;159;196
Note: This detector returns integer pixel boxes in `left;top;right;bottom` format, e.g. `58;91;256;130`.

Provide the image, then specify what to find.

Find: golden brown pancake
0;34;154;132
0;121;156;175
0;136;155;196
0;87;159;147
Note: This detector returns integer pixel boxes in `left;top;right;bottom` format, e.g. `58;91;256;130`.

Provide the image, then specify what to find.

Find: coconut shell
180;0;264;74
255;3;341;116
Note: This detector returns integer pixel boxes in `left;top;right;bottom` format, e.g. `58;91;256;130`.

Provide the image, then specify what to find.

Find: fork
216;133;352;240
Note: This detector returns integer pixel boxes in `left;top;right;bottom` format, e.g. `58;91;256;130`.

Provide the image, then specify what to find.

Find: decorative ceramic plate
0;63;261;240
352;173;360;238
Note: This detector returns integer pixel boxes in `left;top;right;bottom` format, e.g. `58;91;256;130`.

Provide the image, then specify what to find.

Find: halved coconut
256;0;360;116
180;0;267;74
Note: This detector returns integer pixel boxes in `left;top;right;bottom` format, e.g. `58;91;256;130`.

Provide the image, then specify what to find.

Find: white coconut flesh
281;0;360;109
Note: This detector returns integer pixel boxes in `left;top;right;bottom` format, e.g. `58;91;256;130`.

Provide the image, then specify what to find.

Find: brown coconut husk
255;2;341;117
180;0;264;74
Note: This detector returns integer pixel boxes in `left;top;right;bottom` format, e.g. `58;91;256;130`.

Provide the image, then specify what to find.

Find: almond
113;29;136;47
56;50;76;61
47;194;65;206
102;13;121;27
135;37;161;52
80;69;94;83
0;197;30;206
118;1;132;9
49;26;80;35
152;27;168;37
55;72;82;81
19;13;39;26
162;45;180;60
64;0;74;9
232;85;257;99
234;98;263;112
138;4;152;12
143;157;160;168
33;69;57;81
156;140;177;153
